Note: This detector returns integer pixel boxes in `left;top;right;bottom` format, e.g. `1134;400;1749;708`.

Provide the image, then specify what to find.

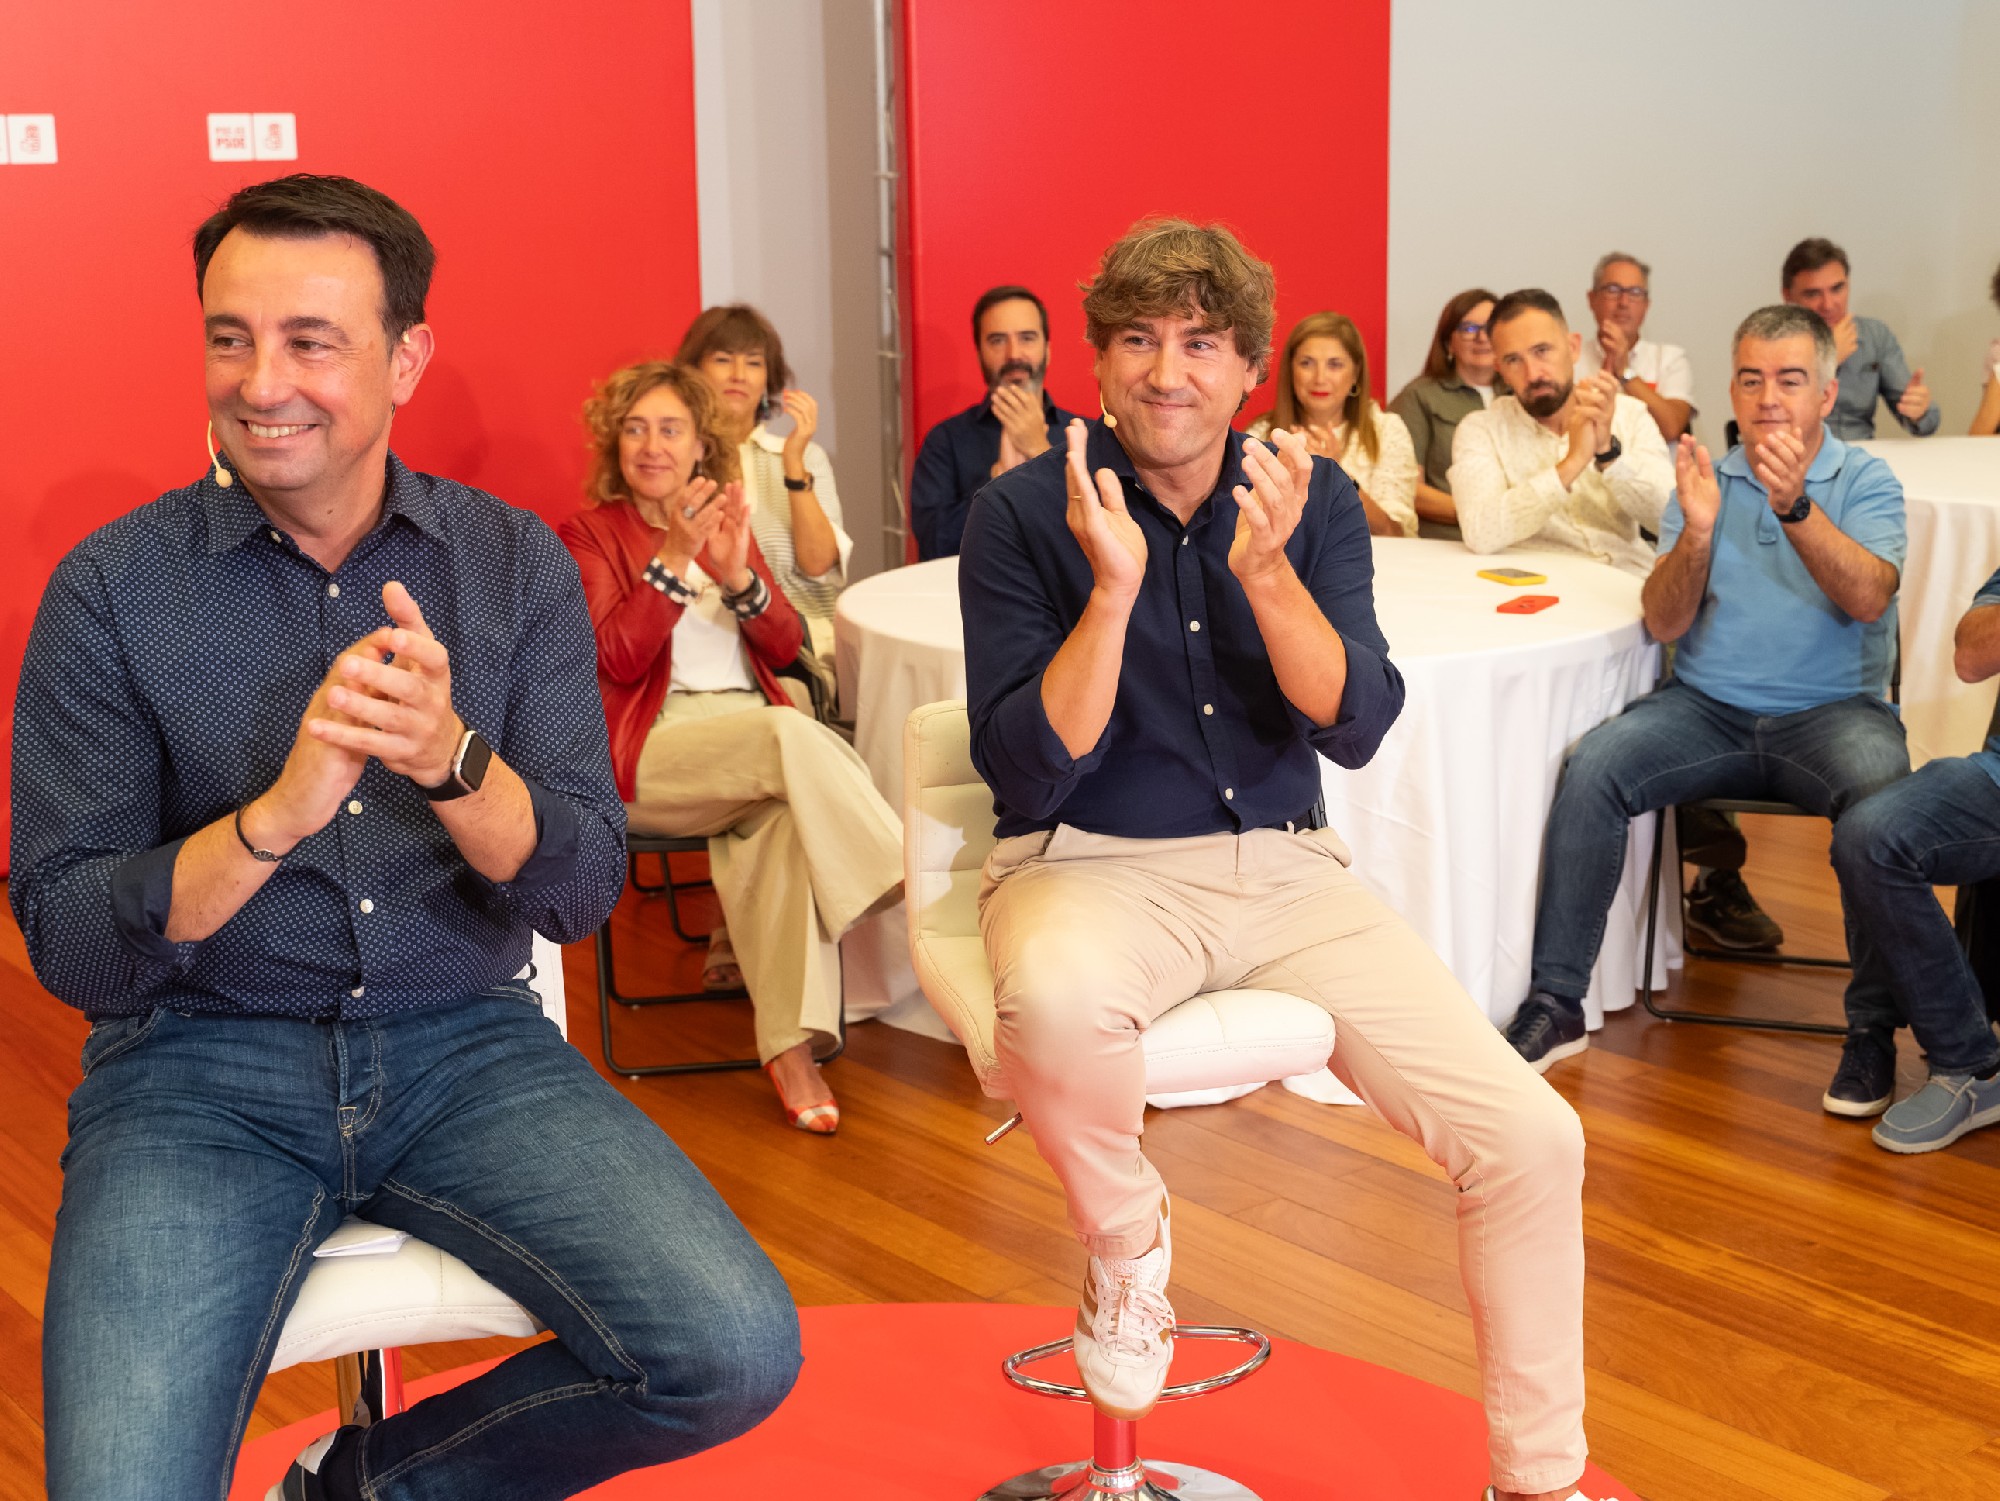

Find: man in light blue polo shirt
1506;305;1911;1113
1830;573;2000;1151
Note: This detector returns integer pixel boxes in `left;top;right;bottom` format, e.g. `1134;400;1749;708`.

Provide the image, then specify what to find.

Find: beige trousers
628;691;903;1064
980;823;1587;1494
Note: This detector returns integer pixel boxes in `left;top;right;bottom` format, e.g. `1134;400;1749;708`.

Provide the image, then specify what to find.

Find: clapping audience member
1247;312;1418;537
1782;238;1939;441
1970;262;2000;437
961;217;1595;1501
560;361;903;1134
1449;289;1672;577
1831;574;2000;1152
1574;252;1694;443
678;304;853;655
910;285;1080;559
1390;287;1497;532
1504;306;1910;1096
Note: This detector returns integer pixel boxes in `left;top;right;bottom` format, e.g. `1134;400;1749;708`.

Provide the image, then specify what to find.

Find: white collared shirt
1575;336;1694;403
1447;392;1675;578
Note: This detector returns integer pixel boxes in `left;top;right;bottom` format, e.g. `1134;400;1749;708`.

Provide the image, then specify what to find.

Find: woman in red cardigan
559;362;902;1132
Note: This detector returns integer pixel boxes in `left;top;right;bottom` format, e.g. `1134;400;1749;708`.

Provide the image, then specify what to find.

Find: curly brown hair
1080;218;1276;374
580;360;739;507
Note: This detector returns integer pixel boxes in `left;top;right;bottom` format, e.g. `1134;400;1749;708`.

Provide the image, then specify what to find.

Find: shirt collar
750;424;786;454
1084;418;1249;527
201;451;443;556
1717;431;1851;487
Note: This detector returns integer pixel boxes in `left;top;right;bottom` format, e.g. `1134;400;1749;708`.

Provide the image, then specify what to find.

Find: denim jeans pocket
78;1009;165;1079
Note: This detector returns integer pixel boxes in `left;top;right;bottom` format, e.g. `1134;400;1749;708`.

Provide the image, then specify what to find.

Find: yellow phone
1477;567;1548;586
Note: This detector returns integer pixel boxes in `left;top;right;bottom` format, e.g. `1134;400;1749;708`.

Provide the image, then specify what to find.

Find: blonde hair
579;360;739;507
1080;218;1275;375
1266;312;1381;466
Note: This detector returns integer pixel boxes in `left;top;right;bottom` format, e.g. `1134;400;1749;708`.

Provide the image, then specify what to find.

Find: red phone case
1497;594;1558;614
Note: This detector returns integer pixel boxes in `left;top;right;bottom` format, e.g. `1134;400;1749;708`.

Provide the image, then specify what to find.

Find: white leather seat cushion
270;931;567;1369
271;1218;542;1372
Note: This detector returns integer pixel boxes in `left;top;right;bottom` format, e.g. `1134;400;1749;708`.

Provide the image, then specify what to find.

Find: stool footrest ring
1002;1325;1270;1404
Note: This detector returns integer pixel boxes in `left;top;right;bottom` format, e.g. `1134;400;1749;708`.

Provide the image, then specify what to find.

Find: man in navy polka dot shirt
13;176;799;1501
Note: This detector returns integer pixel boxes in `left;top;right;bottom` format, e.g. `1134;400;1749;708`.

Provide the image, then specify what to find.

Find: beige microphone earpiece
205;420;233;488
1098;395;1117;430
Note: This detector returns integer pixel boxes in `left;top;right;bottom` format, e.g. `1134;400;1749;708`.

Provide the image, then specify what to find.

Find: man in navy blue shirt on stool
908;284;1078;559
960;218;1597;1501
12;175;797;1501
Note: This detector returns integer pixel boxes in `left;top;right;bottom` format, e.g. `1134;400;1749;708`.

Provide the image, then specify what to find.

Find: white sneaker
1480;1489;1603;1500
1073;1198;1175;1419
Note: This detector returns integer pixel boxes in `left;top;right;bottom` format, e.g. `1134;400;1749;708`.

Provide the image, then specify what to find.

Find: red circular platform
231;1303;1638;1498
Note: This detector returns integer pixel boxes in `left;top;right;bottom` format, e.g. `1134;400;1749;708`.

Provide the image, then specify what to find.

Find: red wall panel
900;0;1391;496
0;1;700;860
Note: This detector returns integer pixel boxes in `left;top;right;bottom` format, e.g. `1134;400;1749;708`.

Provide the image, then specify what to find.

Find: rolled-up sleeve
959;489;1105;819
10;556;198;1010
1292;470;1405;768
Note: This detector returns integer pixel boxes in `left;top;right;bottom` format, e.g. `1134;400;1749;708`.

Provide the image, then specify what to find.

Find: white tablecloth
835;544;1667;1035
1855;437;2000;764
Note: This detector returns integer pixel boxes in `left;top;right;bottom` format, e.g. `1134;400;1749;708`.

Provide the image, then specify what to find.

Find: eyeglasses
1455;321;1490;339
1593;283;1650;302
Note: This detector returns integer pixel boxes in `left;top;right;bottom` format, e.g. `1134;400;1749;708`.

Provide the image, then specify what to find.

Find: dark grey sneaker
1822;1031;1895;1118
1872;1071;2000;1153
1504;991;1588;1074
1685;868;1784;952
265;1428;356;1501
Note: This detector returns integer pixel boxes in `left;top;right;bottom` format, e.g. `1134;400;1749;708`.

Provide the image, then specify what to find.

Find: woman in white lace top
1246;311;1419;537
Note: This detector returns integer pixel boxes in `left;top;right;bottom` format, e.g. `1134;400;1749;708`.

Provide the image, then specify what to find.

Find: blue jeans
42;984;800;1501
1530;681;1910;1032
1831;758;2000;1074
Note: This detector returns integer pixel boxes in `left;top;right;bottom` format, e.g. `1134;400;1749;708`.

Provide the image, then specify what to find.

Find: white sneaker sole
1822;1089;1891;1119
1529;1034;1588;1075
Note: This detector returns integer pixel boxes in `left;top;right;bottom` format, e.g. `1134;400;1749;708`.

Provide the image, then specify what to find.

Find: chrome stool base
984;1327;1270;1501
981;1454;1260;1499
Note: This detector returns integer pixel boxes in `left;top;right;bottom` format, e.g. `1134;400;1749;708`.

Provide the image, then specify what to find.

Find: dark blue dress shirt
961;420;1404;840
10;454;626;1020
909;389;1079;560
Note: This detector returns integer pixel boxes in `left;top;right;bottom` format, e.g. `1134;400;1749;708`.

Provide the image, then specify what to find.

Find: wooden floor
0;815;1996;1499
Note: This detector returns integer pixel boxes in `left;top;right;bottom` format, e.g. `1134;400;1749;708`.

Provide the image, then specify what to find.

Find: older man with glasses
1574;252;1694;444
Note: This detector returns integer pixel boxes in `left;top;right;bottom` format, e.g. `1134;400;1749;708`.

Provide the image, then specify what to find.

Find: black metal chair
1638;799;1848;1035
594;652;850;1078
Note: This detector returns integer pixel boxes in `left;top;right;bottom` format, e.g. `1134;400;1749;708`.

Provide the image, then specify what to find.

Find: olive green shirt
1389;374;1493;493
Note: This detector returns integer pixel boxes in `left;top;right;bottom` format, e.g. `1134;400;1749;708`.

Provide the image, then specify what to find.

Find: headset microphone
205;420;233;488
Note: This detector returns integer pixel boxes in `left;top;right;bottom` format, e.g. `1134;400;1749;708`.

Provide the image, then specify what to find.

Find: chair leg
1640;807;1847;1036
595;913;848;1078
333;1347;405;1427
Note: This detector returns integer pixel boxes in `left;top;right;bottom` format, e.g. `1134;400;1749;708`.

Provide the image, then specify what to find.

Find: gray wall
692;0;890;576
1386;0;1999;443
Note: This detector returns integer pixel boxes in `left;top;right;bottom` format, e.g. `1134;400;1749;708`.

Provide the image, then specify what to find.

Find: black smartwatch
1778;494;1812;524
419;727;493;802
1593;434;1622;469
782;474;813;492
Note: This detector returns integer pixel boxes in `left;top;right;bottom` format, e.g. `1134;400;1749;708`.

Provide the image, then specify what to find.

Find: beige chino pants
980;822;1587;1494
628;691;904;1064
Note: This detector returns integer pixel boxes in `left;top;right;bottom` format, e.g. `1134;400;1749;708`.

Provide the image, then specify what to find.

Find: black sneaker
1822;1030;1895;1118
266;1428;358;1501
1685;869;1784;952
1504;991;1588;1074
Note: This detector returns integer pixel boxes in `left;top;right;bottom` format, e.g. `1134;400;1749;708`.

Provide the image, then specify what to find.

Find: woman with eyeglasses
559;361;903;1134
1246;311;1417;536
676;305;853;660
1389;288;1498;533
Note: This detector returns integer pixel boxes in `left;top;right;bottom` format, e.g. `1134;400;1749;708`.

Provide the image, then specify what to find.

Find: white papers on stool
312;1220;413;1259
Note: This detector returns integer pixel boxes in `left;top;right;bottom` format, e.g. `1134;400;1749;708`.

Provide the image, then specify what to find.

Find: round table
835;543;1666;1031
1855;436;2000;763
